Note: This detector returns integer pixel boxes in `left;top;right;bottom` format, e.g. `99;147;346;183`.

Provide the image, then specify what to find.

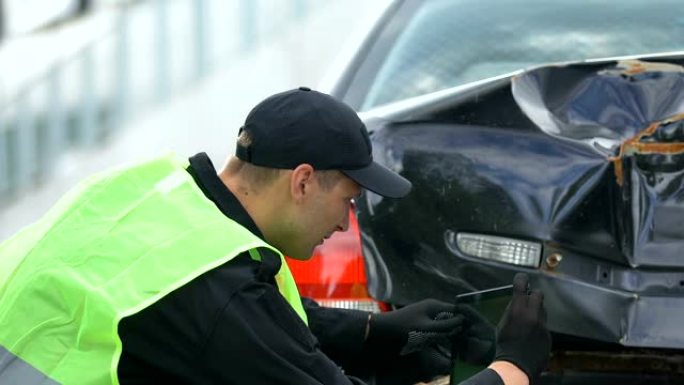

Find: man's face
285;172;361;260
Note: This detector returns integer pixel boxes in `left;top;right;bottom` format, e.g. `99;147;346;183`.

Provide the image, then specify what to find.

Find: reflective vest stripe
0;345;58;385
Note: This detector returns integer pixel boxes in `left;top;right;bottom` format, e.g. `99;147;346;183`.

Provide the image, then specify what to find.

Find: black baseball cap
235;87;411;198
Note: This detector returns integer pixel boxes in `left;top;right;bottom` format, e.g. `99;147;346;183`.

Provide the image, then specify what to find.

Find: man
0;88;550;385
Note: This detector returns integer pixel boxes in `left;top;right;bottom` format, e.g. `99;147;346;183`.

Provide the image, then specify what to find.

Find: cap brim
342;161;412;199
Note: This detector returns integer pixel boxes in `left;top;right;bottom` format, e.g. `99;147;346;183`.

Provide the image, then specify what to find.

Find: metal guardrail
0;0;321;206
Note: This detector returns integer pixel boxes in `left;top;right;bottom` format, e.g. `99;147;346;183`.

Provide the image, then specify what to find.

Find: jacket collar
187;152;264;238
187;152;282;279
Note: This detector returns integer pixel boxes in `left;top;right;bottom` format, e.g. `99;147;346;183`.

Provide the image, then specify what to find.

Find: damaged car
351;57;684;384
288;0;684;383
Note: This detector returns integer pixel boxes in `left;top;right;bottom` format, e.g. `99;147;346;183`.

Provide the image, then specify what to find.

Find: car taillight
287;209;389;313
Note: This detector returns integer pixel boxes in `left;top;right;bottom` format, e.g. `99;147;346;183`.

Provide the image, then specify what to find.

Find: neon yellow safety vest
0;155;307;385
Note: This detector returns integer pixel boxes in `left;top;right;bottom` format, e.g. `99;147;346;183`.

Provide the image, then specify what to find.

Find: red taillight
286;209;389;312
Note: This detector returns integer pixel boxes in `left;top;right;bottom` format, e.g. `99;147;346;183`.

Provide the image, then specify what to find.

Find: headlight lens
446;231;542;268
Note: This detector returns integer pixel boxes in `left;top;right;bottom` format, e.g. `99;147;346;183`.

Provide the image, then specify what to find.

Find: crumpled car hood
357;54;684;349
513;58;684;268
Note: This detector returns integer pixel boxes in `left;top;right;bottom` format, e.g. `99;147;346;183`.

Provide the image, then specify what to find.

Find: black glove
369;345;453;385
452;304;497;365
494;273;551;381
366;299;466;356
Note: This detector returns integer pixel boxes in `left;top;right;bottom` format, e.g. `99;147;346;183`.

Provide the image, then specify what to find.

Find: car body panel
354;55;684;349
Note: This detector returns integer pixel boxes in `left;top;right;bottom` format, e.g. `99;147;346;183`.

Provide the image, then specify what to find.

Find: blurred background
0;0;381;241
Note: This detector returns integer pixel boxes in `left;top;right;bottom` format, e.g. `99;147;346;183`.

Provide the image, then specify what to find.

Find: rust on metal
612;59;684;76
609;113;684;186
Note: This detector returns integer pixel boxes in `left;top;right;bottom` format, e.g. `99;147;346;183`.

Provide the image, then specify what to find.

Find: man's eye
350;198;357;209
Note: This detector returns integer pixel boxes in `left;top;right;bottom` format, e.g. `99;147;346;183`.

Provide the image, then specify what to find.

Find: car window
353;0;684;111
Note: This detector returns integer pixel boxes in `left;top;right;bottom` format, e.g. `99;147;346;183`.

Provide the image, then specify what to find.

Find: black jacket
117;152;503;385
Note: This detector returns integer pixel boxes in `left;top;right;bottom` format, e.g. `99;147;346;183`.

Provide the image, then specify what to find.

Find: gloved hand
365;299;466;356
452;304;497;365
494;273;551;381
369;343;453;385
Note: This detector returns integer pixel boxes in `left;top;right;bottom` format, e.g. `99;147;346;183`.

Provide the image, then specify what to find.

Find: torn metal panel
513;59;684;267
511;58;684;156
617;116;684;267
356;54;684;349
611;114;684;186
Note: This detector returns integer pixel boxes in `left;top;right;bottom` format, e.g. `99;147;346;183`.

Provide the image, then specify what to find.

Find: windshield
352;0;684;111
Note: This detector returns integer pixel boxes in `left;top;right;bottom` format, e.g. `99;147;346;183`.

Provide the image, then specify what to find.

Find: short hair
314;169;344;190
234;130;344;191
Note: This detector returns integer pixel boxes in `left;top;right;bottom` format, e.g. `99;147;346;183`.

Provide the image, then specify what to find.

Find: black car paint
354;56;684;359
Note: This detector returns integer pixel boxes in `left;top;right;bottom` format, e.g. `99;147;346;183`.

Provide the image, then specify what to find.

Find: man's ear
290;164;316;202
